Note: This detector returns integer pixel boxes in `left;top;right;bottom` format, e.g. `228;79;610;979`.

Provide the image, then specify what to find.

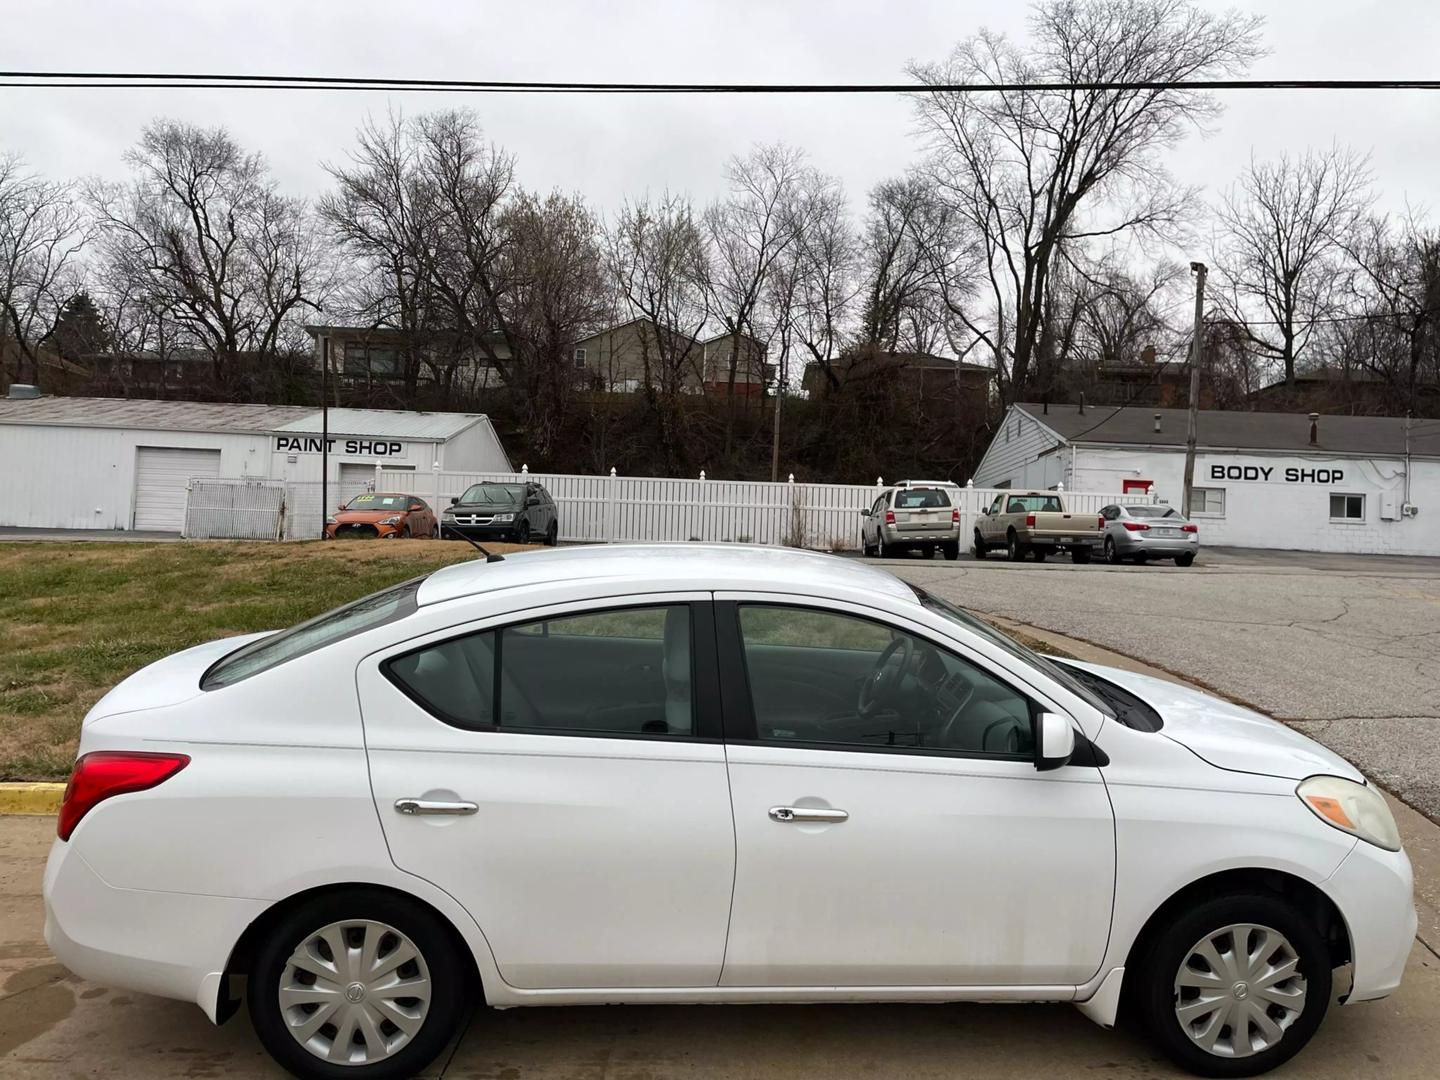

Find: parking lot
4;544;1440;1077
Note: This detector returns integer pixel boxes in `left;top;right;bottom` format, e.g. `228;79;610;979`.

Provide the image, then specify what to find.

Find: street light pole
1181;262;1207;519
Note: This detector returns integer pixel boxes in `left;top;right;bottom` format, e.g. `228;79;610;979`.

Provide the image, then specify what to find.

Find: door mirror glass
1035;712;1076;771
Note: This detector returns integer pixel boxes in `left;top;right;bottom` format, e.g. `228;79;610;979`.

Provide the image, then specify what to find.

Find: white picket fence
376;466;1155;551
182;466;1154;547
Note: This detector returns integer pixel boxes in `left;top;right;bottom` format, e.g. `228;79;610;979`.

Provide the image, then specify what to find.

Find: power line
5;72;1440;94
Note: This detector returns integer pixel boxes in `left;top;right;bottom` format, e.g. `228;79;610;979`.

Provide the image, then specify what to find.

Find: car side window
987;495;1004;514
386;604;694;737
737;605;1034;758
870;495;886;515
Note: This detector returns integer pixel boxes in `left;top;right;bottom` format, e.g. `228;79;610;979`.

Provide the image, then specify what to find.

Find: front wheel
545;521;559;546
972;531;987;559
248;889;471;1080
1134;894;1330;1078
514;520;531;545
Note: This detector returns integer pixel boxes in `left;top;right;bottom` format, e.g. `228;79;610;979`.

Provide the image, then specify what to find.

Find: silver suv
860;483;960;560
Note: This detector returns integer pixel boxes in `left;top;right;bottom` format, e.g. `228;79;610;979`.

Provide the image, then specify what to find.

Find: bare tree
90;121;324;392
910;0;1262;402
1;154;90;386
1214;145;1373;387
788;181;858;388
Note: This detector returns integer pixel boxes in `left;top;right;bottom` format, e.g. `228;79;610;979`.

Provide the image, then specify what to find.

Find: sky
1;0;1437;236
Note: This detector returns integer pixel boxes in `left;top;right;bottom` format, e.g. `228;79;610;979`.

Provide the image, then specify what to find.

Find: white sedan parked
45;546;1413;1079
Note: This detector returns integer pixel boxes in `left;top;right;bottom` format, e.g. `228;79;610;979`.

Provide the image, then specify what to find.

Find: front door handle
769;806;849;823
395;798;478;816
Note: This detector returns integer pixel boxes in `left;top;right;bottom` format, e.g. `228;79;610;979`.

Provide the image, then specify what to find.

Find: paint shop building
972;403;1440;556
0;394;512;532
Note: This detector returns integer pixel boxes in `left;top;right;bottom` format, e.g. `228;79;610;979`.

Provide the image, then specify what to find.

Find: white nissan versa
44;546;1413;1079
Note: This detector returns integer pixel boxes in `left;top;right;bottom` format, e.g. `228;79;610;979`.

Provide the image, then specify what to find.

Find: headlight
378;515;402;525
492;513;514;522
1297;775;1401;851
442;510;456;519
325;516;336;525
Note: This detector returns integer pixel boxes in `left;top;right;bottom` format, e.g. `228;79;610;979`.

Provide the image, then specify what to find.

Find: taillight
1025;513;1036;528
1182;523;1198;533
951;508;960;524
1097;515;1105;530
57;751;190;841
884;510;895;525
1122;521;1150;532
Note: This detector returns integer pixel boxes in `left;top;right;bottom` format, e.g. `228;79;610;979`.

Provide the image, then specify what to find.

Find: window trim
380;598;724;742
1189;486;1226;518
718;598;1042;763
1328;491;1366;523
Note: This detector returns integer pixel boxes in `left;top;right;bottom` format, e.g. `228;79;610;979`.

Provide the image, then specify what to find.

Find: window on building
1329;493;1365;522
574;347;587;369
1190;487;1226;517
343;343;403;378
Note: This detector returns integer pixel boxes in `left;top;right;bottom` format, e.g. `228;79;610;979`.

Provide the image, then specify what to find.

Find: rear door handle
395;798;478;816
769;806;848;823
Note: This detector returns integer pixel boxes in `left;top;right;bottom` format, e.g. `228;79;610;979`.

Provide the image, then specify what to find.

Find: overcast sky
2;0;1437;233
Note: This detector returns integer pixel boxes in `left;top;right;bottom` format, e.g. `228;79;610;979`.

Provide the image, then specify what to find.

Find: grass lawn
0;539;515;781
0;539;1067;782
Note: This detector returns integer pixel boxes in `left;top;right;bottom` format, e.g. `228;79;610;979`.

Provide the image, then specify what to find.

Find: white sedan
44;545;1413;1079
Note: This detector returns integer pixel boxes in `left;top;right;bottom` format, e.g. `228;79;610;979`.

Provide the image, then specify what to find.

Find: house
972;401;1440;556
700;332;771;398
1248;367;1440;416
303;325;512;396
571;319;706;393
803;350;994;405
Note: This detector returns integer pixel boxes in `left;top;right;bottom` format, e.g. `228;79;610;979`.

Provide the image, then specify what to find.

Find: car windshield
459;483;524;504
1125;505;1177;518
1006;495;1063;513
910;586;1115;719
894;489;951;509
201;576;426;689
344;493;411;511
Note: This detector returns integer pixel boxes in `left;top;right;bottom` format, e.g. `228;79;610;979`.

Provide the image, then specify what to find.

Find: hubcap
1173;923;1306;1059
279;919;432;1066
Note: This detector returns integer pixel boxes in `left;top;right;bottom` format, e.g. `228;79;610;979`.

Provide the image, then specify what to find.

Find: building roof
417;543;916;608
0;396;491;441
1016;402;1440;457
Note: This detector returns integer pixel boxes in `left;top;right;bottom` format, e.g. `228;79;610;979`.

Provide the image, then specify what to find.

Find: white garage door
133;447;222;532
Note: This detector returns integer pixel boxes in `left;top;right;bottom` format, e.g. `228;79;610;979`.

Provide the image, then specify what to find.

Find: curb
0;782;65;816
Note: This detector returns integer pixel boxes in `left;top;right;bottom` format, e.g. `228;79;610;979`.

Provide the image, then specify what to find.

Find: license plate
1058;536;1074;543
1154;528;1178;537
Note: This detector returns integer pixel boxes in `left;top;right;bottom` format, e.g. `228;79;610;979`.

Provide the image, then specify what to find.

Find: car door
979;494;1005;542
864;494;884;545
714;595;1115;988
359;595;735;990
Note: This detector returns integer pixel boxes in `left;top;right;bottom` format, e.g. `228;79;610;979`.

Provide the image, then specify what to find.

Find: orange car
325;492;439;540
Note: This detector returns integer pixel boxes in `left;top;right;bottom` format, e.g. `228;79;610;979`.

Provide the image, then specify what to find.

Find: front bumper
1324;839;1417;1002
442;521;520;541
43;837;265;1020
325;522;404;539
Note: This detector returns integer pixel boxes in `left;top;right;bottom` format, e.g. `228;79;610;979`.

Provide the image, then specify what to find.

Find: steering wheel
857;636;914;718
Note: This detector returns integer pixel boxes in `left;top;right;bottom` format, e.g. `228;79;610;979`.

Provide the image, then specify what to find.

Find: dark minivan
441;481;559;546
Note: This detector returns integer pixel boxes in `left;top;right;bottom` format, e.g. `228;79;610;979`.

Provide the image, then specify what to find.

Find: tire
515;520;531;545
1072;546;1092;564
1032;547;1047;562
926;545;938;559
877;534;888;559
943;541;960;561
1176;553;1196;567
545;521;559;547
248;889;471;1080
1105;536;1122;565
1006;531;1025;562
1133;893;1331;1078
972;531;987;559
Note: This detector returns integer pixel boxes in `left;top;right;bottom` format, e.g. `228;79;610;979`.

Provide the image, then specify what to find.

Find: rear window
1125;505;1176;518
894;489;952;509
201;576;425;689
1006;495;1063;513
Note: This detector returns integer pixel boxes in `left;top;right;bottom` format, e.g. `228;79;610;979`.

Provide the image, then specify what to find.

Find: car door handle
394;798;478;816
769;806;849;823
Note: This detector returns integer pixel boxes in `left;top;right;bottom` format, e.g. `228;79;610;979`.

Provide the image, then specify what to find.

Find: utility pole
1181;262;1207;518
320;335;330;538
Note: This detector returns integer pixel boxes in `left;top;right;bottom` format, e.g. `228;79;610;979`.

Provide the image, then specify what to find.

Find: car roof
416;543;919;608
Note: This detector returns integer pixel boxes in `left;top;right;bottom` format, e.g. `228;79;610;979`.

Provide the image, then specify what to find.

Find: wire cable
5;72;1440;94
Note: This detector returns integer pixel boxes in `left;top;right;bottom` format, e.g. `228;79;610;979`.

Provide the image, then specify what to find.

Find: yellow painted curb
0;782;65;816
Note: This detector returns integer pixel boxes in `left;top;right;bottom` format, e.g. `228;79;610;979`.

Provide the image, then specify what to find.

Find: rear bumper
880;526;959;546
1113;533;1199;556
43;837;265;1020
1024;534;1101;550
1324;840;1417;1003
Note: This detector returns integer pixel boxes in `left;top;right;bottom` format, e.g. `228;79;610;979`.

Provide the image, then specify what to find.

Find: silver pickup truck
974;491;1102;563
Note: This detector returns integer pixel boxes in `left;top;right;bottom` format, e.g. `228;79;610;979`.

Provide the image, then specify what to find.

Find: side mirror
336;504;346;512
449;496;459;505
858;508;869;516
1035;712;1076;771
409;504;423;512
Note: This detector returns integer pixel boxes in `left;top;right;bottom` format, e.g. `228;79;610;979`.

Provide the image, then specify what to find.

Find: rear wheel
972;531;987;559
1032;547;1047;562
1134;893;1329;1078
877;533;889;558
1072;546;1092;564
1105;536;1122;565
1006;531;1025;562
1176;552;1196;567
943;541;960;561
925;545;938;559
248;889;471;1080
